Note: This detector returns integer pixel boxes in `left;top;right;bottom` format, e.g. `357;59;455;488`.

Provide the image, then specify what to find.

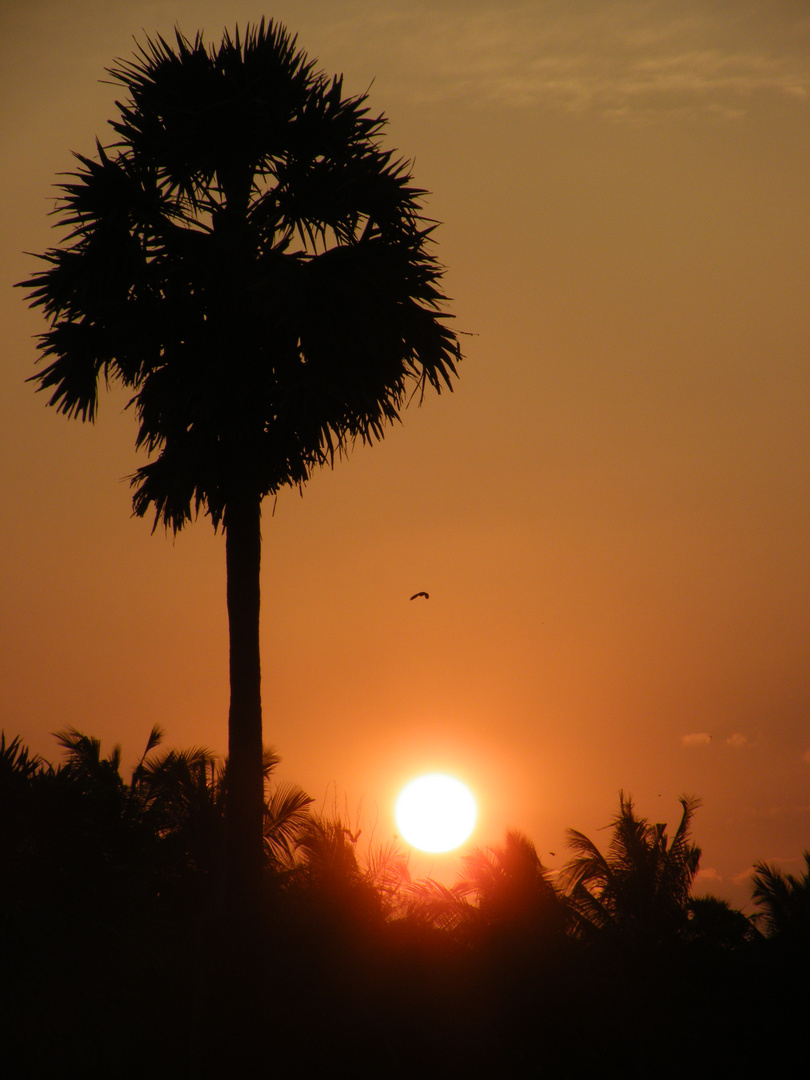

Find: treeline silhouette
2;730;808;1078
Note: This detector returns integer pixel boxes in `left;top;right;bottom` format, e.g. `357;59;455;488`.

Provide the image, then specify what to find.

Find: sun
395;773;477;853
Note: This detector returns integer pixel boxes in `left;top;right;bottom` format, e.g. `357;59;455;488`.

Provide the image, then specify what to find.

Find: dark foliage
751;851;810;943
563;791;702;949
2;740;807;1078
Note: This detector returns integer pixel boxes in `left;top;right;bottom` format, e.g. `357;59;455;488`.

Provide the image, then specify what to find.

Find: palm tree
19;20;459;901
563;792;702;946
403;831;569;950
751;853;810;942
460;830;569;944
133;734;313;884
684;895;759;950
282;816;388;937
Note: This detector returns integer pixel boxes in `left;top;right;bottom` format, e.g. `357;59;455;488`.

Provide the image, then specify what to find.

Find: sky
2;0;809;907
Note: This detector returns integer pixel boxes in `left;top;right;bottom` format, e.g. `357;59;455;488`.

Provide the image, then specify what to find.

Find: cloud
733;867;758;887
740;852;809;881
803;749;810;765
759;804;810;823
695;866;721;885
680;731;751;749
340;0;810;120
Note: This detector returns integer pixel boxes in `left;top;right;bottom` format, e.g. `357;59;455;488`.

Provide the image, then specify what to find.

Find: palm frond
262;746;281;779
750;857;810;938
0;733;44;780
363;839;411;914
264;782;313;863
54;727;122;775
131;724;166;784
404;877;477;935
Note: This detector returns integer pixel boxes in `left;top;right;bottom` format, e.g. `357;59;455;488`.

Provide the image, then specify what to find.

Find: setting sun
395;774;477;853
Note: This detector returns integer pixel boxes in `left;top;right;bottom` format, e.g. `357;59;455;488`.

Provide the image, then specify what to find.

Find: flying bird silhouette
410;591;429;600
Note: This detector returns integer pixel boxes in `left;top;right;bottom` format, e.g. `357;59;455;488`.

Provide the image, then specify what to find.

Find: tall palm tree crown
20;20;459;900
23;19;458;527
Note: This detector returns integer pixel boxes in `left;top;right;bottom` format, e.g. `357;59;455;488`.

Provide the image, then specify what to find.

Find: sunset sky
2;0;808;907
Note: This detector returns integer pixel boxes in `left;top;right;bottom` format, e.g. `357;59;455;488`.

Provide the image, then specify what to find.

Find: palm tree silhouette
563;792;701;946
460;830;569;943
20;21;458;901
684;894;759;950
403;831;569;949
132;733;312;882
751;853;810;942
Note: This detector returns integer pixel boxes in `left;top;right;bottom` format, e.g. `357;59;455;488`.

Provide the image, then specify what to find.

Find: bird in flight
410;591;429;600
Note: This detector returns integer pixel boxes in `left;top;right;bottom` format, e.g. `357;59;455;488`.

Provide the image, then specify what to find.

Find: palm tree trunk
222;493;268;1070
224;492;265;905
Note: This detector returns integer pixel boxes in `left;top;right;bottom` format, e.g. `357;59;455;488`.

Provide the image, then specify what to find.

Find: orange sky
2;0;809;907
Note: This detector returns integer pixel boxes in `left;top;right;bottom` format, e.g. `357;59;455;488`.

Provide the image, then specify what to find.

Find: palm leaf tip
145;724;165;753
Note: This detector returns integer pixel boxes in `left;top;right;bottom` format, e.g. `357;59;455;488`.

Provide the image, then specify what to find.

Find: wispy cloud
733;867;757;887
682;732;711;747
740;851;810;880
726;733;748;748
336;0;810;120
760;803;810;823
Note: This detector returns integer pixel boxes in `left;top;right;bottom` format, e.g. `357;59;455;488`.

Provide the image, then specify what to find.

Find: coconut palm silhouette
751;852;810;942
20;20;459;903
460;830;569;942
563;792;702;946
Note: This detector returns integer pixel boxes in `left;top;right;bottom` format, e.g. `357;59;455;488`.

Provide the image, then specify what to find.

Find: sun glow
395;774;477;853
